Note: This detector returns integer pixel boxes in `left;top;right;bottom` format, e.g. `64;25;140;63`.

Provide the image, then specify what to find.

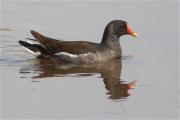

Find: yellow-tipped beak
131;32;138;37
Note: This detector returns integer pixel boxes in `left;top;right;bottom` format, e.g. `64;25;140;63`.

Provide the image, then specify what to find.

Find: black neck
101;31;120;48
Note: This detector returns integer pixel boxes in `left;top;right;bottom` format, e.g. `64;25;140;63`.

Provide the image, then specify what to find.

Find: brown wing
30;30;103;55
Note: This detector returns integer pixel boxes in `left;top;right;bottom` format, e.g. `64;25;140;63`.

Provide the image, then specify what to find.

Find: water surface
1;1;179;119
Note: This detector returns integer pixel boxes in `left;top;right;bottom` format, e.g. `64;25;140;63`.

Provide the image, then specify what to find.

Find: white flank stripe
55;52;79;57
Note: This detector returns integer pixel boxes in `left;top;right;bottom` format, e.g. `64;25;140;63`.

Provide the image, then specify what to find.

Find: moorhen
19;20;138;63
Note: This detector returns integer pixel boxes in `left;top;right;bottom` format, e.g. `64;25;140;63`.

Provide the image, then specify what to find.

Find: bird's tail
30;30;59;55
19;40;50;58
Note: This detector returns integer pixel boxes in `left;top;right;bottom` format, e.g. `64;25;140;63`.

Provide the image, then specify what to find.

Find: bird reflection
20;58;137;100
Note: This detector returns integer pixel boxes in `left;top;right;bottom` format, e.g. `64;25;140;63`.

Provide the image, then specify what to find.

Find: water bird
19;20;138;63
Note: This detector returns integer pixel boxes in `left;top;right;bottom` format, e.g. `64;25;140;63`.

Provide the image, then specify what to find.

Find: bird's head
105;20;138;39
